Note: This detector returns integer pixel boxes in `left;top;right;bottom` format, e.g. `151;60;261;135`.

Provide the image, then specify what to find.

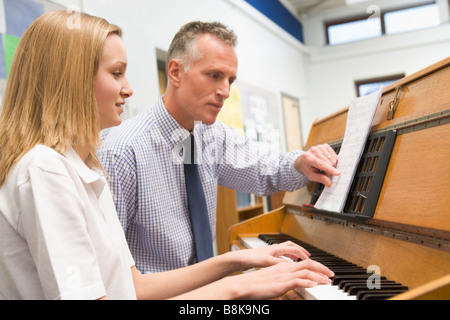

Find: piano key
296;284;357;300
348;284;408;296
359;293;403;300
332;269;368;275
340;279;396;291
241;237;270;249
332;274;386;286
357;288;409;300
252;234;408;300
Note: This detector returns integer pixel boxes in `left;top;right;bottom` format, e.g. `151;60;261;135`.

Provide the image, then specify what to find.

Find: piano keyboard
239;234;408;300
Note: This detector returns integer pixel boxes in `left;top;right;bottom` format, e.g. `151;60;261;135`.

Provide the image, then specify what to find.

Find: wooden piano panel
229;56;450;299
230;209;450;298
304;108;347;148
280;212;450;291
292;57;450;233
373;58;450;131
374;123;450;232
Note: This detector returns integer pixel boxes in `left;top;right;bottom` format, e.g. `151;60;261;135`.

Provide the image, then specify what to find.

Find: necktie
184;134;214;262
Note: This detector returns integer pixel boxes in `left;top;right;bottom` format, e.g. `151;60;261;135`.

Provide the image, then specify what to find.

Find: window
355;74;405;97
328;17;382;45
384;3;440;35
326;1;440;45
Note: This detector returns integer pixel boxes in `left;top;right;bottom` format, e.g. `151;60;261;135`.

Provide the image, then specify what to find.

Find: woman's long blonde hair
0;10;122;185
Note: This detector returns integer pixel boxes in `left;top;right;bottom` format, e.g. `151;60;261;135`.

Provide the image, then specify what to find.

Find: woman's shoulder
14;145;72;181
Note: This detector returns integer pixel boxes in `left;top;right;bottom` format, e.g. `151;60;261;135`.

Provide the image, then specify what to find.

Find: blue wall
244;0;304;43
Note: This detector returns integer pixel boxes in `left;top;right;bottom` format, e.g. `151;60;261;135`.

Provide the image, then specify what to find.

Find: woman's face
94;34;133;130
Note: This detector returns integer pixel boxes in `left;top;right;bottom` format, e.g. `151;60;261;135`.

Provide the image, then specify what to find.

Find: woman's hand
230;259;334;300
230;241;311;271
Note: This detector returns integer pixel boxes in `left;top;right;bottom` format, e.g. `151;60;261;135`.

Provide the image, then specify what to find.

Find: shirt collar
62;147;104;185
153;96;190;148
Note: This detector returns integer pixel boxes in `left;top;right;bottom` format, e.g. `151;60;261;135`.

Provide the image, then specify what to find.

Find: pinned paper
3;33;19;78
4;0;44;37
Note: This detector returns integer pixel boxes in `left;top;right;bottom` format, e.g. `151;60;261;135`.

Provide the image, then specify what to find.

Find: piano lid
283;56;450;236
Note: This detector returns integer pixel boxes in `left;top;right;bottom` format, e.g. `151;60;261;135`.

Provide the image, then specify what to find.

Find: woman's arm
131;241;332;300
133;258;333;300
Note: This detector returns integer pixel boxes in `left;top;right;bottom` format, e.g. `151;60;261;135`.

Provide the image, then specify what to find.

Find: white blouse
0;145;136;300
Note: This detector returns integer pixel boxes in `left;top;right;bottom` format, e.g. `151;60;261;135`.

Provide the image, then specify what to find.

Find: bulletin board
218;80;281;146
281;93;303;151
0;0;64;104
0;0;45;78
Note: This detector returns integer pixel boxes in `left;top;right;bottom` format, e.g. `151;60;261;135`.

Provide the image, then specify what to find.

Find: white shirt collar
62;147;106;196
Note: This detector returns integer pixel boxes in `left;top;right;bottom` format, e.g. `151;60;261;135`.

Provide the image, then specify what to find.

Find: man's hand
295;144;340;187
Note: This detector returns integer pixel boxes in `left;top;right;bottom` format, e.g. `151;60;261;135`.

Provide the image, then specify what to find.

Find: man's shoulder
100;110;156;152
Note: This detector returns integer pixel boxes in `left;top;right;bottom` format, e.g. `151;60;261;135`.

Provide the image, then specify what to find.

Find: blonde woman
0;10;333;300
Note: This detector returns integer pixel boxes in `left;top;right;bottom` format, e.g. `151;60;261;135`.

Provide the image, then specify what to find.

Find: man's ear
167;59;184;88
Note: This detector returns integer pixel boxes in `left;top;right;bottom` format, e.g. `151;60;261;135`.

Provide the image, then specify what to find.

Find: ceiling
280;0;375;18
281;0;346;17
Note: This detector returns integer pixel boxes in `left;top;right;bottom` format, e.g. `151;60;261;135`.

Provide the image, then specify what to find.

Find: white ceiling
280;0;347;17
280;0;379;18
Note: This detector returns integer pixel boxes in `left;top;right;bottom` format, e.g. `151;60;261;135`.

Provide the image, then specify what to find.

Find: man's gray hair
167;21;238;72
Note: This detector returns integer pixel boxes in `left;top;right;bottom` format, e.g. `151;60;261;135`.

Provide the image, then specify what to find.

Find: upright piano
229;57;450;300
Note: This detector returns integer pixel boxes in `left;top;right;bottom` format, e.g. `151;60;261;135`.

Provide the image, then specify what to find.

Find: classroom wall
77;0;310;151
56;0;450;147
300;0;450;137
3;0;450;148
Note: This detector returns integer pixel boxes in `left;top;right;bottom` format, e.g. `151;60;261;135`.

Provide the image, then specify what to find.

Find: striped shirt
98;97;308;273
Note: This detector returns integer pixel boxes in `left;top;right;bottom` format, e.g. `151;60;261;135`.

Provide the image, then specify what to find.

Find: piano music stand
309;130;397;223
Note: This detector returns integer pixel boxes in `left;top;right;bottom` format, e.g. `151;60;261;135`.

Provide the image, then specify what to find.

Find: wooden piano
229;56;450;300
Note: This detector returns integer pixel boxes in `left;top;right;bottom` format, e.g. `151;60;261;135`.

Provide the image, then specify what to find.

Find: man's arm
294;144;340;188
98;147;137;229
212;124;339;195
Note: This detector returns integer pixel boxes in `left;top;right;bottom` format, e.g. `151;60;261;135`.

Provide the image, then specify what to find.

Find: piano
228;56;450;300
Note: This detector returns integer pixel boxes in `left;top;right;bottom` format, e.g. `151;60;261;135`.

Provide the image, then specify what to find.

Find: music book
314;87;384;213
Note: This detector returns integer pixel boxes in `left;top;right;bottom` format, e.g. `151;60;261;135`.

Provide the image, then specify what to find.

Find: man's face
176;34;238;130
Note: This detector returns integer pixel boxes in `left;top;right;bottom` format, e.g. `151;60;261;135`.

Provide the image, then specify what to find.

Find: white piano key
241;237;294;261
241;237;269;249
296;284;357;300
241;236;358;300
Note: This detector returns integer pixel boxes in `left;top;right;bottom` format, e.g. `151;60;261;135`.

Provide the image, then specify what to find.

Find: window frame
325;1;438;45
355;74;405;97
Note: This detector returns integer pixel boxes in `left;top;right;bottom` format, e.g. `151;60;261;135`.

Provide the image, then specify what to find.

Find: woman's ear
167;59;184;88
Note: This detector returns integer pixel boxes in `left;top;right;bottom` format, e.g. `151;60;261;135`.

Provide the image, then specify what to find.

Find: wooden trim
390;274;450;300
228;208;285;250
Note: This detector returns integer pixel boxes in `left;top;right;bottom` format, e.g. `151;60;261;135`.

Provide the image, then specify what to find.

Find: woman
0;10;333;300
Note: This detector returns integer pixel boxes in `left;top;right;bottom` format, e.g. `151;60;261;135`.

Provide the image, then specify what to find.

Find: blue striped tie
184;134;213;262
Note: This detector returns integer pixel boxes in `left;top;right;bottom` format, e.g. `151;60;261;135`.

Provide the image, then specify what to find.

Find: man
98;21;339;274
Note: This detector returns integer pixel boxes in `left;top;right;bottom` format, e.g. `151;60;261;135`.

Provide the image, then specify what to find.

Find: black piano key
332;269;368;276
258;234;408;300
348;284;408;296
341;280;396;291
332;274;387;286
312;258;351;264
361;294;398;300
357;288;409;300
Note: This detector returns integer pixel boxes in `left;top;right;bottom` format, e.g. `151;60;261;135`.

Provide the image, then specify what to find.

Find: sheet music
314;87;383;213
